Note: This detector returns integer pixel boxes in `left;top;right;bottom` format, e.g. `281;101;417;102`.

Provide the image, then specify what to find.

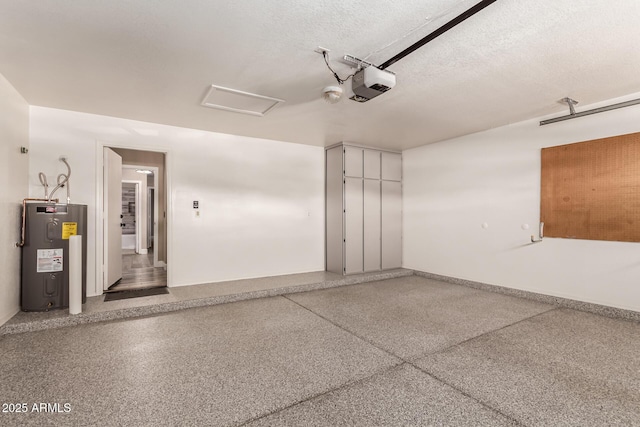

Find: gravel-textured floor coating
414;308;640;426
245;363;518;427
286;275;555;359
1;275;638;426
0;296;398;426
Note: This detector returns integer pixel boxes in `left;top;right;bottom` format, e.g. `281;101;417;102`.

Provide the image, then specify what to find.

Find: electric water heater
21;203;87;311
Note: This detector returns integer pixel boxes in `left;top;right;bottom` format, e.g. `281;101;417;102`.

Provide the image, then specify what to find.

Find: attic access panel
201;85;284;117
540;132;640;242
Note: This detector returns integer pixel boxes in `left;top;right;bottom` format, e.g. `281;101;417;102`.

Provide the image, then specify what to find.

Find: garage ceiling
0;0;639;150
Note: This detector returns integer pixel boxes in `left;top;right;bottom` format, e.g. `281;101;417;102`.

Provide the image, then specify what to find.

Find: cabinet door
381;152;402;181
325;146;344;274
344;146;363;178
381;181;402;269
363;179;381;272
363;149;381;179
344;177;363;274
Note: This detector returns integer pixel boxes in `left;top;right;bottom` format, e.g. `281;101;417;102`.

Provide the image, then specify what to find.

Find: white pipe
48;157;72;203
62;157;71;203
38;172;49;199
69;235;82;315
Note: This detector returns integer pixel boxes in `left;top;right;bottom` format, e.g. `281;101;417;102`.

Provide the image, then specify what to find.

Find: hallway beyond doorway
108;249;167;292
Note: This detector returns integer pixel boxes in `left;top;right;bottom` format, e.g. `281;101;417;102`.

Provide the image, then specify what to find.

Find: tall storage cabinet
326;144;402;275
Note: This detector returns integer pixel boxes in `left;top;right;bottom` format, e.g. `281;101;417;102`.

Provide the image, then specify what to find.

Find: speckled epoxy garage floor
1;276;639;426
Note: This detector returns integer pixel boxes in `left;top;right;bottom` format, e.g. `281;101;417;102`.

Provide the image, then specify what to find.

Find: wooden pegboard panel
541;132;640;242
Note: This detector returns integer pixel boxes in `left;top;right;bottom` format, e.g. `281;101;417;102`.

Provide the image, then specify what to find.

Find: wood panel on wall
541;131;640;242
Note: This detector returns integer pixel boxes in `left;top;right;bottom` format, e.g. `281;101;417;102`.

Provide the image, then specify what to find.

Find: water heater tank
21;203;87;311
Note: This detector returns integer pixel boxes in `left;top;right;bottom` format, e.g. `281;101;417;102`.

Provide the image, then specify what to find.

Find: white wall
403;92;640;312
0;74;29;325
29;107;325;296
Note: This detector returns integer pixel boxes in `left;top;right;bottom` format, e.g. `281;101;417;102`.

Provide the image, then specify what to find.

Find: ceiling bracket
540;97;640;126
341;54;374;70
562;97;578;115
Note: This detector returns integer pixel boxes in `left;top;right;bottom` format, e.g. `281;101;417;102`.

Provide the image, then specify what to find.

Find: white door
104;147;123;289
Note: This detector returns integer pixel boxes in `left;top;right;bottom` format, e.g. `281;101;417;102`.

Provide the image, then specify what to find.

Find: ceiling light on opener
322;86;343;104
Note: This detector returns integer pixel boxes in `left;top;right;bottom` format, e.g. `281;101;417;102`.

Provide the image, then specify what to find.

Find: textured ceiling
1;0;639;150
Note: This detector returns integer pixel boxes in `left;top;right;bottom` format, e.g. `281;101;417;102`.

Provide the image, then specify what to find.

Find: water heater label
62;222;78;240
37;249;63;273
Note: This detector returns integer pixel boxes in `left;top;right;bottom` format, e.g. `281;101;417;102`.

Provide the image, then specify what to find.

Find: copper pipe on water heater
16;198;59;247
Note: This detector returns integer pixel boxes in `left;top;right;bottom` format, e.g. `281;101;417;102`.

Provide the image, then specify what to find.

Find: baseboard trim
0;306;19;329
413;270;640;323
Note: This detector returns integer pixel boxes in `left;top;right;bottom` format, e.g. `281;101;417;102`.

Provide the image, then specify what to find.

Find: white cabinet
344;146;363;177
363;179;381;272
382;152;402;181
344;177;364;274
364;149;381;179
326;144;402;275
381;180;402;269
325;147;343;274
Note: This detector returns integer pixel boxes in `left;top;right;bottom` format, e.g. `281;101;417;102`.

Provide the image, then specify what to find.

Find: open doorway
102;147;168;295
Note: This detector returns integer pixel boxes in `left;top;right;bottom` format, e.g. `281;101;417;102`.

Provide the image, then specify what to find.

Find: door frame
95;141;172;296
